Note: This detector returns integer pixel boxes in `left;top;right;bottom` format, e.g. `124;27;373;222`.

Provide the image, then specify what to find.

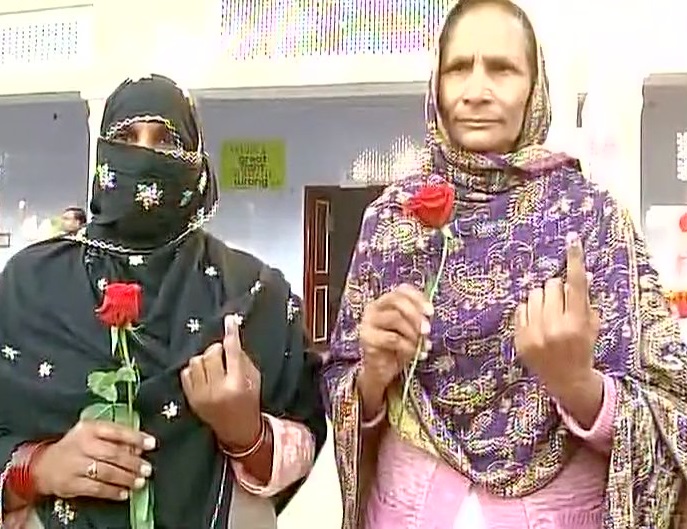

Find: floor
278;423;343;529
277;424;485;529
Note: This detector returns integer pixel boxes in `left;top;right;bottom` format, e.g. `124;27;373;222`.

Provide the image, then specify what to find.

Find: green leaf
112;404;140;430
87;371;118;403
423;273;436;296
115;366;137;383
80;403;114;421
131;482;154;529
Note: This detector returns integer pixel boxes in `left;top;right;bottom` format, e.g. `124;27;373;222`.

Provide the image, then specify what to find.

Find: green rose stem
117;327;139;526
93;284;151;529
400;226;452;419
118;328;135;428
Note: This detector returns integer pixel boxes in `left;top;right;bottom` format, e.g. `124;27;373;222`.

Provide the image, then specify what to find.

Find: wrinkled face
438;4;533;153
111;121;177;151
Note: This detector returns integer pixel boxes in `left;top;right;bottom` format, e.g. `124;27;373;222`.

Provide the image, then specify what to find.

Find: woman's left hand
514;232;600;394
181;315;262;449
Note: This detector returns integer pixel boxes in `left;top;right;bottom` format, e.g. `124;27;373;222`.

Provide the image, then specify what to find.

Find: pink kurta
366;374;617;529
232;415;316;497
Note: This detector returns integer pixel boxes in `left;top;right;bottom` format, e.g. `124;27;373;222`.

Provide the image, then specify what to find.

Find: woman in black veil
0;74;326;529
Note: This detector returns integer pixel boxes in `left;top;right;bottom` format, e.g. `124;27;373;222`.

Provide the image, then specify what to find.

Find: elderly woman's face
112;121;177;151
438;4;533;153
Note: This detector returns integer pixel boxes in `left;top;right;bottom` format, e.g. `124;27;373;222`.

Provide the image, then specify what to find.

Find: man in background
60;206;86;235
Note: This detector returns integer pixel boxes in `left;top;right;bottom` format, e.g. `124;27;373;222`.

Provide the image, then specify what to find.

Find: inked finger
565;232;589;313
223;315;244;371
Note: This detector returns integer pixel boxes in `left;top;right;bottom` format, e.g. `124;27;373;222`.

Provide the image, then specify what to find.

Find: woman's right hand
357;284;433;417
32;421;156;501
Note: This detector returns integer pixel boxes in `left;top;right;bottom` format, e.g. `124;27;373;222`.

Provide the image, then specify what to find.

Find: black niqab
89;75;217;250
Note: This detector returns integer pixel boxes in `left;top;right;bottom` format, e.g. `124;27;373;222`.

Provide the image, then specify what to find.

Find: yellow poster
220;139;286;190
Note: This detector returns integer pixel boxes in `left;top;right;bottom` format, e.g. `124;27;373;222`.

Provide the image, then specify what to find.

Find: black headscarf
89;74;218;249
0;75;326;529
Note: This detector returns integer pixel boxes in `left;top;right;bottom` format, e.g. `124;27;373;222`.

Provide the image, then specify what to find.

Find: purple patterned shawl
322;2;687;528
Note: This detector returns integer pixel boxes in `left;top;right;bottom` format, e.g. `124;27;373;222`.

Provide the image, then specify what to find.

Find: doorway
303;185;385;352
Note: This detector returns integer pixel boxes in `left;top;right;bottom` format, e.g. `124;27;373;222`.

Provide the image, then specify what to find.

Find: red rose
96;283;142;328
680;212;687;233
677;299;687;319
404;183;455;229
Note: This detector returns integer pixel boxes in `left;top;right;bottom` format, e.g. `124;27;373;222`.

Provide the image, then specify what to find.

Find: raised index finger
223;314;244;371
564;232;589;314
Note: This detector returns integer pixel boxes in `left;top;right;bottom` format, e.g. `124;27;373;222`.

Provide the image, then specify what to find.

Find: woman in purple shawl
322;0;687;528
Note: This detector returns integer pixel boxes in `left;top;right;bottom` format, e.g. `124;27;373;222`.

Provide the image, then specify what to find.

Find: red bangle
6;441;51;502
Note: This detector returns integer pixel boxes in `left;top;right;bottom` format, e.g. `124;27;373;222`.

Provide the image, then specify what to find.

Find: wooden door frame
303;186;334;351
303;184;387;351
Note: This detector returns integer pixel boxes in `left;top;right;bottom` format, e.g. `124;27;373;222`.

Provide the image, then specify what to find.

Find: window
220;0;453;59
0;22;80;66
348;136;422;184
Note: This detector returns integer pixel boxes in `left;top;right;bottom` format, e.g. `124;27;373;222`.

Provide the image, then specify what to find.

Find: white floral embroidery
97;278;108;291
204;266;218;277
1;345;19;361
187;206;206;228
53;499;76;525
96;163;116;190
135;183;163;211
187;207;208;230
162;401;179;419
186;318;200;333
197;172;208;194
286;296;299;323
250;280;262;295
38;361;53;378
179;189;193;207
128;255;144;266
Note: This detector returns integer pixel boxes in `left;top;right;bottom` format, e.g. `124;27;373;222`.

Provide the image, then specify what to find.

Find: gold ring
86;460;98;480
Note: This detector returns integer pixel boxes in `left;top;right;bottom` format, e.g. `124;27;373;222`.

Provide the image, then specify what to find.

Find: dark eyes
445;59;517;75
489;61;516;73
113;127;175;147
